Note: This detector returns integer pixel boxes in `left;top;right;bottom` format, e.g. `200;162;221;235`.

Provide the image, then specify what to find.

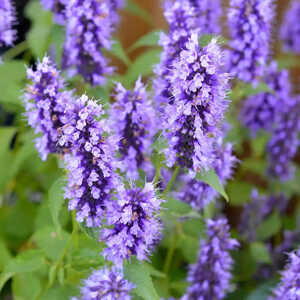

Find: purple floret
182;218;239;300
188;0;222;35
227;0;275;83
40;0;68;25
269;248;300;300
267;96;300;181
0;0;16;46
241;61;291;136
280;0;300;54
178;136;237;210
163;32;230;173
62;0;123;85
72;267;134;300
60;94;120;227
110;78;156;180
101;183;163;266
24;56;74;161
153;0;198;111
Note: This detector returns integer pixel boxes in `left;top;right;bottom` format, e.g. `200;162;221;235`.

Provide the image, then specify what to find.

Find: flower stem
162;165;180;198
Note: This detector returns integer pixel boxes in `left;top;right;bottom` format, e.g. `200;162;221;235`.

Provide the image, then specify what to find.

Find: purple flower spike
280;0;300;54
227;0;275;83
269;248;300;300
101;183;163;266
153;0;198;111
61;94;120;227
62;0;123;85
241;62;291;136
0;0;16;46
182;218;239;300
110;78;156;180
73;267;134;300
163;32;230;172
267;96;300;181
189;0;222;35
24;56;74;161
178;136;237;210
40;0;68;25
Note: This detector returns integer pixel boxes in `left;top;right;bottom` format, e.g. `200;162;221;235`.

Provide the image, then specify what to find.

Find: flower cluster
270;248;300;300
178;136;237;210
40;0;68;25
239;189;288;241
61;95;120;227
110;79;156;180
241;62;291;136
24;56;74;161
62;0;123;85
0;0;16;46
267;97;300;181
153;0;197;110
280;0;300;54
101;183;162;266
227;0;275;83
72;267;134;300
183;218;239;300
164;33;230;172
188;0;222;35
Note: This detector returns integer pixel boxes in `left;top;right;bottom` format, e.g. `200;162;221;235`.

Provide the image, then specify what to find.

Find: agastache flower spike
178;136;237;210
72;267;134;300
24;56;74;161
280;0;300;54
101;183;163;266
182;218;239;300
188;0;222;35
269;248;300;300
110;78;156;180
164;32;230;173
153;0;198;111
40;0;68;25
241;61;291;136
0;0;16;46
62;0;123;85
61;94;120;227
227;0;275;83
267;96;300;181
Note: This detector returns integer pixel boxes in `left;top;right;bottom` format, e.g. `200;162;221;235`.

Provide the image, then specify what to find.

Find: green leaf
12;273;42;300
26;1;53;58
196;169;229;201
227;181;252;206
48;177;66;233
124;259;160;300
247;281;277;300
0;250;45;291
250;242;271;264
125;0;153;25
128;30;161;52
32;226;70;261
110;39;131;66
256;211;282;241
0;238;12;271
124;49;161;85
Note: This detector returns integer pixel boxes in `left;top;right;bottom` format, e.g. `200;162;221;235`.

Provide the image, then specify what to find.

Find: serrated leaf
110;39;131;66
0;250;45;291
124;260;160;300
128;30;161;52
196;169;229;201
256;212;281;241
48;177;66;233
125;49;161;85
125;0;153;25
250;242;271;264
25;1;53;58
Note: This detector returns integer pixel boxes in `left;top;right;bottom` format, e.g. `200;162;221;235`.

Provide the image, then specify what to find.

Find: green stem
153;165;161;185
162;165;180;198
163;230;177;274
2;41;28;61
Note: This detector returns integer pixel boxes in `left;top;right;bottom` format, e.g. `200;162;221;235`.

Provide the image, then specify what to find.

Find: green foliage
128;30;161;52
